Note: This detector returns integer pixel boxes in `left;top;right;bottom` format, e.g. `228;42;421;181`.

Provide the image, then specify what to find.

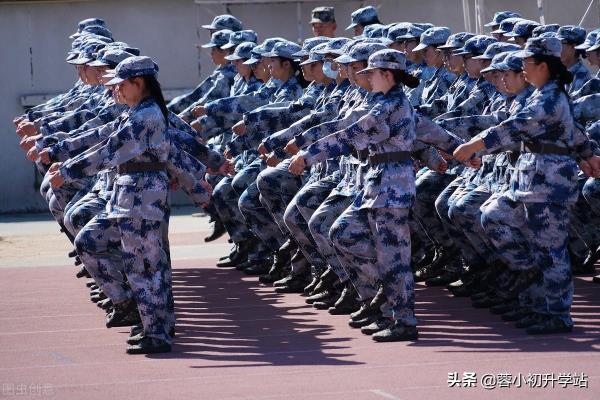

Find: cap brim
201;43;217;48
243;58;259;65
335;54;356;64
484;22;499;27
292;50;309;58
87;60;110;67
357;66;377;74
69;33;81;39
310;18;325;24
221;43;236;49
490;29;507;34
472;54;491;60
503;32;519;37
380;38;393;46
586;44;600;52
70;57;92;65
201;24;216;30
224;54;243;61
514;49;534;58
346;22;357;30
575;43;590;50
299;59;318;66
105;76;125;86
480;65;497;73
438;44;458;50
261;51;278;58
412;43;429;52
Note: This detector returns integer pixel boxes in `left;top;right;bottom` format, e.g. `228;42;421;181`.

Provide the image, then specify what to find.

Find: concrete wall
1;0;599;213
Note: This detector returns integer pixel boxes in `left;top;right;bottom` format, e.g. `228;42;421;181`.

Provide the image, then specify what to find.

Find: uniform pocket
516;157;537;192
113;175;138;213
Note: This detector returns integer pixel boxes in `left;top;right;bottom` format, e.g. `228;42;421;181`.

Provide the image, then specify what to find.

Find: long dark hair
142;75;169;123
531;54;573;92
287;57;310;88
380;68;420;89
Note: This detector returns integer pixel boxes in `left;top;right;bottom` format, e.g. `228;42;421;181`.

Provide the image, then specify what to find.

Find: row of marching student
13;6;600;354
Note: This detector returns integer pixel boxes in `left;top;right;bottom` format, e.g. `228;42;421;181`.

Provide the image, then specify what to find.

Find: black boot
372;321;418;342
303;276;320;295
85;280;96;288
328;284;360;315
310;266;338;295
515;312;550;329
216;240;252;268
243;259;272;276
204;218;226;243
501;307;531;322
361;317;393;335
414;247;452;282
106;299;141;328
526;316;573;334
76;266;90;279
505;268;542;298
274;273;311;293
126;336;171;354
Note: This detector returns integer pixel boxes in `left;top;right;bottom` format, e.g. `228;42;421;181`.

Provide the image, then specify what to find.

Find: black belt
520;141;570;156
117;161;167;174
368;151;412;165
356;149;369;161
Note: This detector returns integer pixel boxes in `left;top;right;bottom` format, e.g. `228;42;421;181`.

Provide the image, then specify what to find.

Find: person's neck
563;57;577;68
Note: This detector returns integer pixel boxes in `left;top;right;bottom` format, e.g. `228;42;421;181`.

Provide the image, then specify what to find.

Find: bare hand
288;155;306;175
257;143;268;156
467;157;482;169
266;154;280;167
17;122;36;137
39;148;51;164
436;159;448;174
48;170;65;188
453;139;485;163
19;135;37;152
200;180;213;195
26;147;39;162
48;162;61;174
190;120;202;132
191;106;206;118
13;116;24;127
232;120;246;136
284;140;300;155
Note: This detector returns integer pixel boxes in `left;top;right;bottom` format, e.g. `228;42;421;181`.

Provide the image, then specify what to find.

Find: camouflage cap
532;24;560;38
262;40;303;59
576;28;600;50
473;41;520;59
515;36;562;58
491;17;523;35
299;43;329;65
347;5;380;30
454;35;498;56
358;48;407;73
224;41;257;61
315;37;352;55
202;29;233;48
494;51;524;72
485;11;522;28
335;42;387;64
105;56;159;85
311;6;335;24
556;25;587;45
480;51;513;73
413;27;452;51
202;14;243;32
70;18;106;39
438;32;475;50
292;36;331;58
504;20;541;39
88;48;135;68
221;30;258;49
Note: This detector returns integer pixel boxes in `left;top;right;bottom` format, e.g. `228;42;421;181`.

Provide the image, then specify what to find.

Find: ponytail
381;68;420;89
142;75;169;123
532;54;573;92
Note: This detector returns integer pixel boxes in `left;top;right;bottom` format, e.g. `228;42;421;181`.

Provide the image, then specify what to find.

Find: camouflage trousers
63;190;107;236
413;169;456;250
577;177;600;252
75;214;173;342
480;195;573;326
239;169;286;257
331;206;416;326
566;174;600;260
309;194;355;283
283;173;339;275
256;159;305;237
438;178;487;267
448;186;498;264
